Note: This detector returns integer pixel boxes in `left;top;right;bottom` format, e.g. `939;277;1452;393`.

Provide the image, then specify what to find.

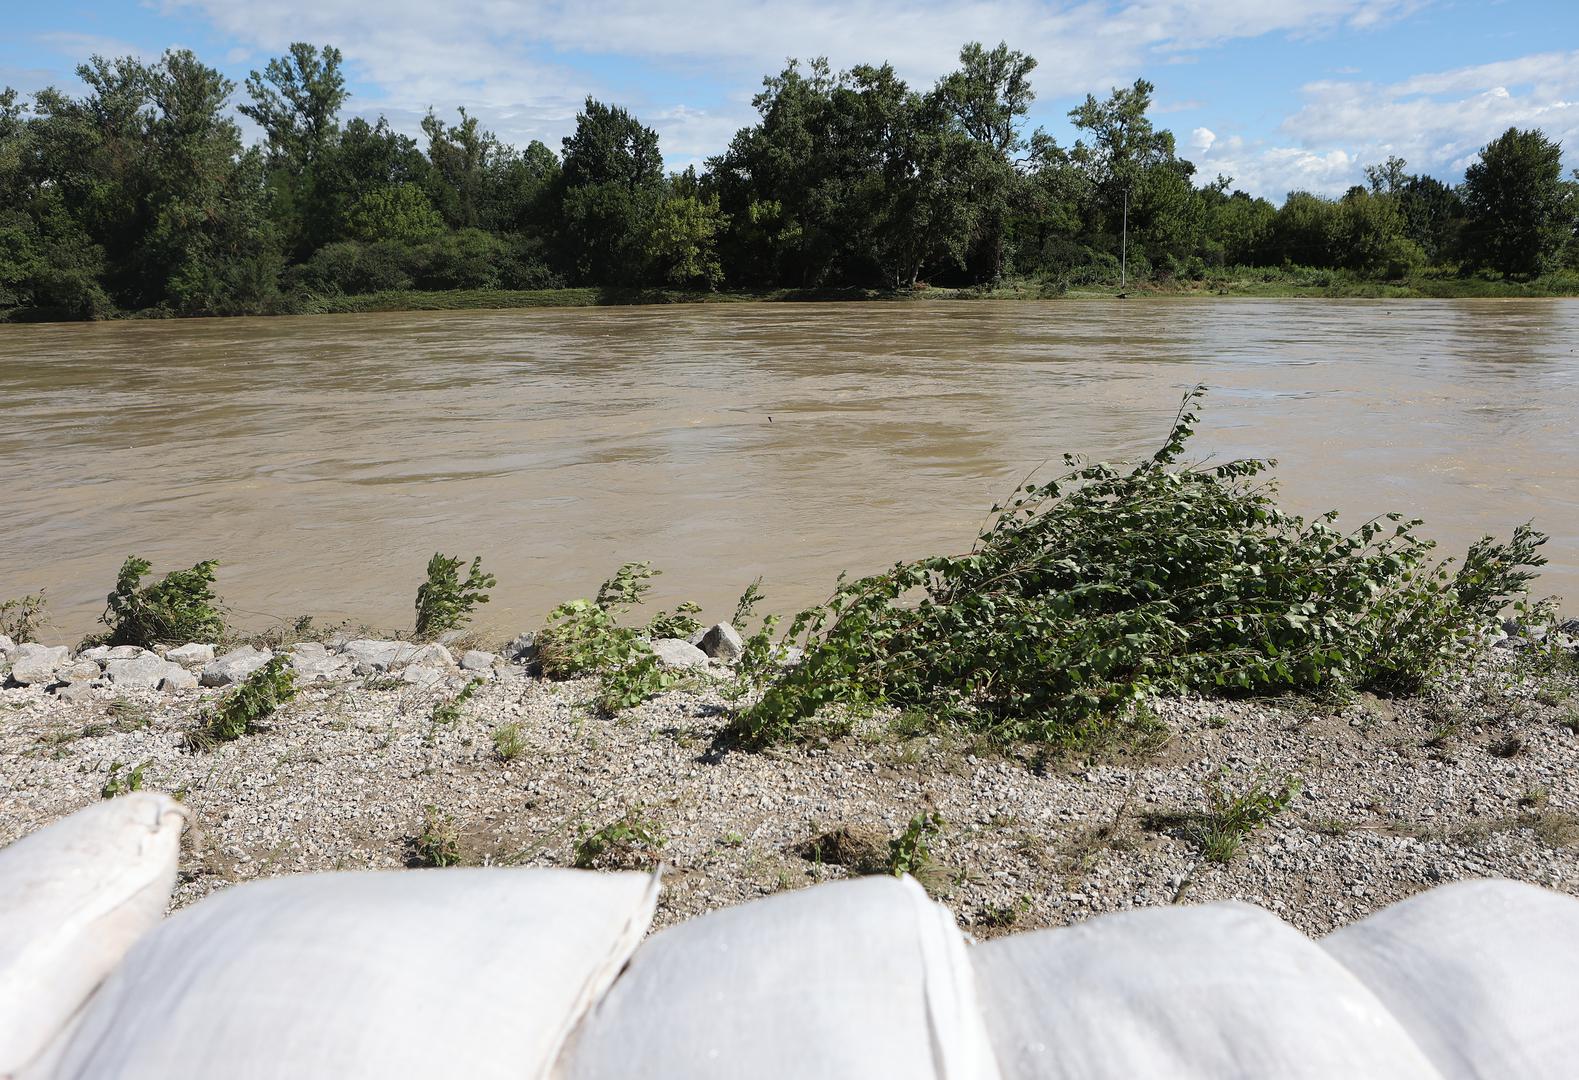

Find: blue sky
3;1;1576;200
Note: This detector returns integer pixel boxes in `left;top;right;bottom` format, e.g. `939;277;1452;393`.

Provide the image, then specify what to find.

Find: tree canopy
2;40;1575;319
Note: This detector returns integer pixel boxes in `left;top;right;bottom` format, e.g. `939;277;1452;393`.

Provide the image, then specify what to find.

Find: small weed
414;553;495;640
888;811;944;878
1423;716;1462;749
1187;772;1298;864
100;760;147;799
1558;709;1579;736
976;894;1032;931
720;831;746;848
573;807;665;870
408;805;462;867
431;678;483;726
492;721;526;761
0;591;50;641
1519;786;1550;810
191;656;296;748
1305;815;1354;836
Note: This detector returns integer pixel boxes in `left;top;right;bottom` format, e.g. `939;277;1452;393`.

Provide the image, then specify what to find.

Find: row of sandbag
3;792;1577;1078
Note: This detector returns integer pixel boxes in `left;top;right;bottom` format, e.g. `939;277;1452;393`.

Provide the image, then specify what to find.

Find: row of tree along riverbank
4;40;1578;322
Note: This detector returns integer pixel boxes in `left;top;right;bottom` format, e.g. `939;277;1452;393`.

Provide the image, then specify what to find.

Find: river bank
4;627;1577;935
8;270;1579;324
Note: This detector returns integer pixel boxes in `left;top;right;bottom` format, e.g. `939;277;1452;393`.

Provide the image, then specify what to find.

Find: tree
346;183;444;243
1460;127;1573;276
239;44;347;167
647;190;725;287
240;44;347;255
1068;79;1179;282
555;99;664;284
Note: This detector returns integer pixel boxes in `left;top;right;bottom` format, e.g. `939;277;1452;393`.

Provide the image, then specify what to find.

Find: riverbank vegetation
727;389;1550;747
13;390;1552;752
3;42;1577;321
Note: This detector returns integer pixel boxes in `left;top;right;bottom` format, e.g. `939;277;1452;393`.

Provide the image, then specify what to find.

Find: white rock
105;653;177;690
166;643;216;668
104;645;149;661
649;638;709;670
9;643;70;685
0;634;14;658
288;642;353;684
51;681;96;703
60;659;103;683
201;646;274;687
400;664;453;687
159;667;199;691
340;639;419;675
700;623;746;663
460;650;498;672
79;645;112;663
407;642;457;668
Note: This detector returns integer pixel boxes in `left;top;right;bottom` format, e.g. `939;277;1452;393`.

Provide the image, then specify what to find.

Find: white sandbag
972;901;1441;1080
48;867;659;1080
0;793;185;1077
555;874;1000;1080
1323;879;1579;1079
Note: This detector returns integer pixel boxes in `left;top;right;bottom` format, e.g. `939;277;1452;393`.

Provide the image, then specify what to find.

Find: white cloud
1188;49;1579;199
1190;126;1216;153
149;0;1428;165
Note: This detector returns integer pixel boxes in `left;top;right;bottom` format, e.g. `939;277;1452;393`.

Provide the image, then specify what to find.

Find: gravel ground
3;640;1577;936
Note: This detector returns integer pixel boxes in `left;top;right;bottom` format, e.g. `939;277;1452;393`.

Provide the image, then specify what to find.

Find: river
2;298;1575;643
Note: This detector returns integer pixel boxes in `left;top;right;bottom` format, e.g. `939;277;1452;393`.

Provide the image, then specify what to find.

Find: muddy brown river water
2;298;1576;642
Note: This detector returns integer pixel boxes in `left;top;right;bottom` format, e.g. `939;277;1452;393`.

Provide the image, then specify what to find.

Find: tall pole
1121;187;1128;289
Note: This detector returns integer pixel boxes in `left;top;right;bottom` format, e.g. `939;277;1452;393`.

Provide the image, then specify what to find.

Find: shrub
98;556;224;648
193;656;296;747
414;553;496;640
100;760;147;799
0;590;49;641
1187;772;1298;864
409;805;462;868
431;678;483;726
888;811;944;877
493;722;526;762
730;388;1546;747
573;807;665;870
537;563;691;715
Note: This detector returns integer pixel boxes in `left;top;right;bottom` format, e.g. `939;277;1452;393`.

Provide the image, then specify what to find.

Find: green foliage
492;721;527;761
5;37;1577;320
1187;772;1299;864
573;807;666;870
888;811;944;877
195;655;296;747
537;562;703;716
410;805;462;868
731;389;1546;747
98;556;224;649
346;184;444;244
100;760;148;799
1461;127;1573;277
0;591;49;641
430;677;483;725
413;553;495;640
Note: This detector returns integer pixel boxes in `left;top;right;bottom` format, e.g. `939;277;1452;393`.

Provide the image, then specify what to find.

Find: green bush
538;563;683;715
98;556;224;648
0;591;49;641
413;553;496;640
730;388;1546;747
194;655;296;747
